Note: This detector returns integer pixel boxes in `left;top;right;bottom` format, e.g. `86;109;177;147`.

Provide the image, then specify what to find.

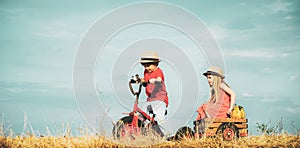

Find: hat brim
203;71;225;79
140;58;160;64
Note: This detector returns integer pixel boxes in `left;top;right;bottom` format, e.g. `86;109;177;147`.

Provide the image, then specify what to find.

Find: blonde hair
209;75;229;103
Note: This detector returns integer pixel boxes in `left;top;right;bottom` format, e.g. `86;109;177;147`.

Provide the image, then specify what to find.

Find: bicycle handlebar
129;74;142;97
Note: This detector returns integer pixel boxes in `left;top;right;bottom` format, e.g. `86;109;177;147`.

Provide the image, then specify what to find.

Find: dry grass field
1;134;299;147
1;118;299;147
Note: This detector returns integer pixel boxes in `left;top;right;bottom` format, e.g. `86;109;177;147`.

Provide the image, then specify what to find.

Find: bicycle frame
113;74;164;139
128;75;156;127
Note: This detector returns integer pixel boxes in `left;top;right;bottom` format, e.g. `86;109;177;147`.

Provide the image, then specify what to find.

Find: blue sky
0;0;300;136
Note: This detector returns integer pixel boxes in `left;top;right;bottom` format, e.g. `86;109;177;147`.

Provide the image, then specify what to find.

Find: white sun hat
203;66;225;79
140;51;161;64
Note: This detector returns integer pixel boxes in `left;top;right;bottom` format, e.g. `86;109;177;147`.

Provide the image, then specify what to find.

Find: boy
140;51;168;136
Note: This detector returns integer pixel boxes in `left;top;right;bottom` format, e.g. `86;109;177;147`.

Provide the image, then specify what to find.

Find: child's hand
227;109;232;115
140;78;148;87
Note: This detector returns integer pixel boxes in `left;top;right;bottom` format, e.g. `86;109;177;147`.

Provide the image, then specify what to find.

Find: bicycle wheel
112;116;144;139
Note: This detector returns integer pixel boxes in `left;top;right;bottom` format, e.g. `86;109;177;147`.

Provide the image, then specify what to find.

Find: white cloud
286;106;300;114
263;67;272;73
0;8;25;20
290;73;299;81
269;0;291;14
260;97;281;103
0;81;58;95
284;15;294;20
242;92;254;97
226;49;290;59
254;0;292;16
239;2;247;6
281;53;289;57
6;88;24;93
35;31;77;38
208;25;229;41
208;23;256;43
34;20;81;39
229;50;274;58
5;87;49;94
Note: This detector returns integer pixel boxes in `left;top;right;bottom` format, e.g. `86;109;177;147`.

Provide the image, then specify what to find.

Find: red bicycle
112;74;164;139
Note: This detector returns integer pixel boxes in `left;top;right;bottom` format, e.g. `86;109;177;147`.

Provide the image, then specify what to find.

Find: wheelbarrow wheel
174;126;194;140
112;116;144;139
216;122;239;141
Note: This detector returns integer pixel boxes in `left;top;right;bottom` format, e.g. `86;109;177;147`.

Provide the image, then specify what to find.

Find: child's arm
141;77;163;84
148;77;162;84
220;83;236;114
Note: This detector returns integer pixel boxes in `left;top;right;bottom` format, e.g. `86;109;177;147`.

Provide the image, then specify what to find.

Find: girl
196;66;236;120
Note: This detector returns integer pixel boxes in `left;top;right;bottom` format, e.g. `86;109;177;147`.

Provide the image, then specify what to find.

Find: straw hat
203;66;225;79
140;51;161;64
